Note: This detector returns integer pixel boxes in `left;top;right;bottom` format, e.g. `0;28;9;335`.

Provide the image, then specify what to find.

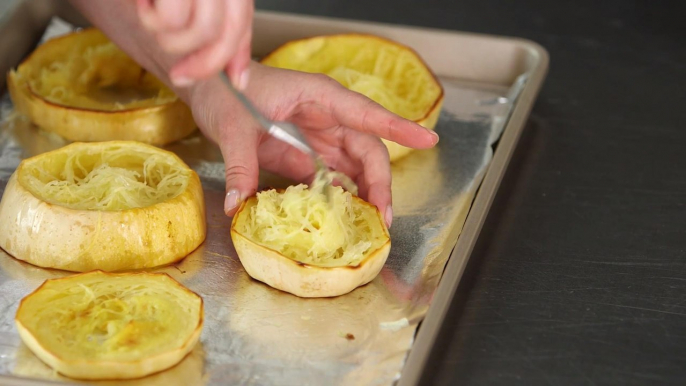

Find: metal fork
218;73;357;197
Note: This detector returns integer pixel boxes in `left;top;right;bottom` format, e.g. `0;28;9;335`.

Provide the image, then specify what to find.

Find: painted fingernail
171;76;194;87
384;205;393;229
237;69;250;91
224;189;242;214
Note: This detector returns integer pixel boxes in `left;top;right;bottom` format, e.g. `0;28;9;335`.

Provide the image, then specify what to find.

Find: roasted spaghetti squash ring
0;141;206;272
230;184;391;298
7;28;196;145
13;342;206;386
15;271;204;380
260;33;444;162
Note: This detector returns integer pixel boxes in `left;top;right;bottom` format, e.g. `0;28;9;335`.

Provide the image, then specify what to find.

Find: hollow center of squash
18;143;191;211
17;273;201;361
235;177;388;268
24;30;176;111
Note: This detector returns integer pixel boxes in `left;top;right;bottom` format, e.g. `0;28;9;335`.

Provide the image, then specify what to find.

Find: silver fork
218;73;357;198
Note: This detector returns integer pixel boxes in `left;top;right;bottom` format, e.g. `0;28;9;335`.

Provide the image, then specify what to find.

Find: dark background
256;1;686;385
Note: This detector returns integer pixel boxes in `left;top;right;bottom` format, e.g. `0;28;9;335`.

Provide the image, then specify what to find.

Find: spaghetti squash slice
7;28;196;145
261;34;444;161
231;176;390;298
0;141;206;272
15;271;203;380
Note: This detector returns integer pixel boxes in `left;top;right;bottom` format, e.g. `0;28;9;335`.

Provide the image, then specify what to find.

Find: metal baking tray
0;1;548;385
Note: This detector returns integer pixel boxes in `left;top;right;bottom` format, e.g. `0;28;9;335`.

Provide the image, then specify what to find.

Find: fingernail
224;189;242;214
384;205;393;229
171;76;194;87
429;130;440;144
237;69;250;91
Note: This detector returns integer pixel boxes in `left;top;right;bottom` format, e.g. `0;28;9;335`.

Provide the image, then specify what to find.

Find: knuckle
224;164;252;181
359;109;372;130
384;118;396;140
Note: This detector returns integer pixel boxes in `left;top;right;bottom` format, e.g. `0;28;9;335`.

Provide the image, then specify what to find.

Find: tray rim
254;8;551;60
249;11;550;386
247;10;550;385
252;9;548;87
0;2;549;385
398;41;549;386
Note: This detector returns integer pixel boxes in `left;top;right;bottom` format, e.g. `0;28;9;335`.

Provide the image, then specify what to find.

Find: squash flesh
23;29;175;111
18;142;191;211
16;272;202;362
238;177;387;268
261;35;443;122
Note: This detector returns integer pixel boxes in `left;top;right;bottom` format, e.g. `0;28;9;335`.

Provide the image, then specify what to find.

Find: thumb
219;126;260;217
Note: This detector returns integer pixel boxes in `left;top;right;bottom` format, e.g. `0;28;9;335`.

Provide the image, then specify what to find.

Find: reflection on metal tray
0;1;548;385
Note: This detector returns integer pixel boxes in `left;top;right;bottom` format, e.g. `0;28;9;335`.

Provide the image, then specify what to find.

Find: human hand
135;0;254;89
189;63;439;228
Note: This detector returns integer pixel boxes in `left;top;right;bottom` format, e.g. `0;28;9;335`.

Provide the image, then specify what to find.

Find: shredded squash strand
21;275;200;361
21;145;190;211
326;48;430;119
29;39;176;111
241;174;386;268
264;39;441;122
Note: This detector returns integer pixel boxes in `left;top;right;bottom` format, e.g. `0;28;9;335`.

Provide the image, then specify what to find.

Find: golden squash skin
230;189;391;298
0;141;206;272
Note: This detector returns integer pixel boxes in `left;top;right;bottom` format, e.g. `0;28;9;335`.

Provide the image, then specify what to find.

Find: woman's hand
189;63;439;228
135;0;254;88
68;0;438;227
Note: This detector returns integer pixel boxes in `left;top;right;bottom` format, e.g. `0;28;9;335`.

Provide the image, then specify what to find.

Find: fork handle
219;72;273;130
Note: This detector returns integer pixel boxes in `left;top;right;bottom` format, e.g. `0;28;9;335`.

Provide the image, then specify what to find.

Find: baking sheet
0;15;525;386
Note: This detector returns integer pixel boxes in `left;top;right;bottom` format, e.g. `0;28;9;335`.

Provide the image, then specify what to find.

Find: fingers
225;0;254;89
326;81;439;149
219;125;261;216
135;0;162;31
257;124;393;227
341;131;394;228
189;80;260;216
170;0;254;85
136;0;192;31
156;0;223;55
226;27;253;90
136;0;254;86
156;0;192;30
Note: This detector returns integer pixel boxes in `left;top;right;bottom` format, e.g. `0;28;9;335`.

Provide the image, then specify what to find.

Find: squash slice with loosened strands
7;28;196;145
15;271;204;380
